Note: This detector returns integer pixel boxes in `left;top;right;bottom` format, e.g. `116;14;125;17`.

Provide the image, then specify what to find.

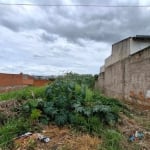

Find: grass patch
0;118;32;149
133;114;150;130
99;129;123;150
0;86;46;101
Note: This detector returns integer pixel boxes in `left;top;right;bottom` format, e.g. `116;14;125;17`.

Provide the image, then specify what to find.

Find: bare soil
14;125;101;150
118;104;150;150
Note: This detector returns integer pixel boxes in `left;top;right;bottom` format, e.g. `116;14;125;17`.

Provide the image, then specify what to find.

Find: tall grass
99;129;123;150
0;86;46;101
0;118;31;149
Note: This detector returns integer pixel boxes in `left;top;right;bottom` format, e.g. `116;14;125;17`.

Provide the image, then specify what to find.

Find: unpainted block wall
97;47;150;108
104;60;124;99
111;38;130;63
33;79;49;86
124;47;150;107
0;73;50;93
0;73;23;86
95;73;104;93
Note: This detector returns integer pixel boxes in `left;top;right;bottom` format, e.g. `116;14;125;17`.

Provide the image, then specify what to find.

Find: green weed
21;80;126;128
100;129;123;150
0;86;46;101
0;118;31;149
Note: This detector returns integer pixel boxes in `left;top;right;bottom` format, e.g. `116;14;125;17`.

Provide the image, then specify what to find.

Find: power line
0;3;150;7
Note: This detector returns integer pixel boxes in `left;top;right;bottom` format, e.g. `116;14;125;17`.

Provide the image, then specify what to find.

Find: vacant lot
0;74;149;150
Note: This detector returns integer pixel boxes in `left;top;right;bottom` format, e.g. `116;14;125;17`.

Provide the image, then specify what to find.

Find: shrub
21;80;125;131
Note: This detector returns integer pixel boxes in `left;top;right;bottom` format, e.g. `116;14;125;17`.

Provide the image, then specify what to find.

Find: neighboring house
0;73;50;93
96;35;150;108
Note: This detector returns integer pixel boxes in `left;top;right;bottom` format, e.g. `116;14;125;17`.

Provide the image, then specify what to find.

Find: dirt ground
14;110;150;150
14;125;101;150
0;99;24;117
118;104;150;150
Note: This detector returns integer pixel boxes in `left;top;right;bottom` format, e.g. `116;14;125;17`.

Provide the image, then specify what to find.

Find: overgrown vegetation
21;80;125;129
57;72;96;89
0;73;128;150
0;86;46;101
0;118;32;149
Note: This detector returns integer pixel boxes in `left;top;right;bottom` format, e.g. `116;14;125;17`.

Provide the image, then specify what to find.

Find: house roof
133;35;150;40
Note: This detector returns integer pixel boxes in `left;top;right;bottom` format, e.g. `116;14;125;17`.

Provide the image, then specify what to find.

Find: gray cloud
40;33;58;42
0;1;150;44
0;0;150;75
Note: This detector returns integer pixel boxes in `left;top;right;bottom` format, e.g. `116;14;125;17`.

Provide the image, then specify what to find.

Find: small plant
100;129;123;150
0;118;31;149
30;109;41;120
26;139;37;150
21;99;42;117
86;116;103;135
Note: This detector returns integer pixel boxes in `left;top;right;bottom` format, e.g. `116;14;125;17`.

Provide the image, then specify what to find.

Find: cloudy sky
0;0;150;75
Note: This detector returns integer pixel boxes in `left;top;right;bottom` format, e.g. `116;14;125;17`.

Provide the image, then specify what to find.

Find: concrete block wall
104;60;124;99
105;56;112;67
95;72;104;93
97;46;150;108
111;38;130;64
104;37;150;69
124;47;150;107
